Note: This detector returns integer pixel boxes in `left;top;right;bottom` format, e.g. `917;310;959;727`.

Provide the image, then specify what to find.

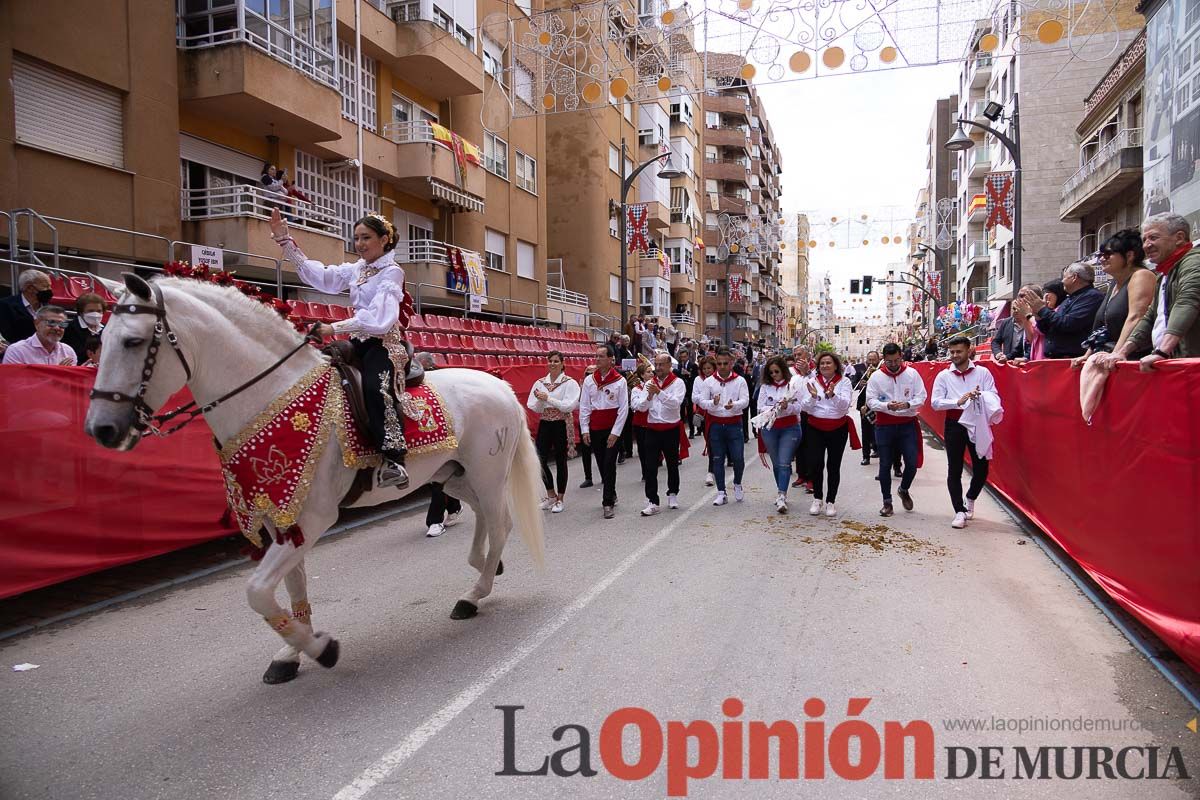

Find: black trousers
590;427;620;507
858;409;875;457
352;337;406;462
620;418;634;458
425;482;461;526
536;419;569;495
793;414;810;481
633;426;650;480
682;395;696;435
641;426;681;505
806;425;849;502
945;419;989;513
578;441;595;481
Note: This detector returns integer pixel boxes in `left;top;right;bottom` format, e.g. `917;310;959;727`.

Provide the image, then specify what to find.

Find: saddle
324;339;424;507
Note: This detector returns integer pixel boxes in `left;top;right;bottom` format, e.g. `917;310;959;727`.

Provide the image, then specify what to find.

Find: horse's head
84;274;191;450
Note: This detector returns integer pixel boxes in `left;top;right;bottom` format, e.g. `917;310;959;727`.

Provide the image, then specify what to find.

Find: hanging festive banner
728;274;744;302
463;249;487;299
985;172;1014;232
927;270;942;302
626;204;649;254
659;248;671;280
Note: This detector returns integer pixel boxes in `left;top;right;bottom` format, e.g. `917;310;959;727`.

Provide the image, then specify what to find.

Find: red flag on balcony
627;204;649;254
985;172;1014;232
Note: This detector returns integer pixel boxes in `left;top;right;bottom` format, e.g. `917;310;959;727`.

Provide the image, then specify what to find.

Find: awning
428;178;484;214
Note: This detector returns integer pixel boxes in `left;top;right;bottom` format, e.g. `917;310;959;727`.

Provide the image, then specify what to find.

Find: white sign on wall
190;245;224;271
469;294;483;313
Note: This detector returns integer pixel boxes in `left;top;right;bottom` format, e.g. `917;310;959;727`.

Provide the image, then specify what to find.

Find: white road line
331;488;718;800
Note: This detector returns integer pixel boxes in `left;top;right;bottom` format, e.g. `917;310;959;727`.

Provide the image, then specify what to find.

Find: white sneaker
667;494;678;509
951;512;967;529
641;503;660;516
425;523;446;538
444;510;461;527
713;492;727;506
733;485;744;502
775;494;788;514
824;503;837;517
809;499;822;516
965;497;975;519
705;473;715;487
551;500;564;514
538;497;555;511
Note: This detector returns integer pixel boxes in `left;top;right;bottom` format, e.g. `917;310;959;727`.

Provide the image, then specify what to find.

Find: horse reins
90;282;322;438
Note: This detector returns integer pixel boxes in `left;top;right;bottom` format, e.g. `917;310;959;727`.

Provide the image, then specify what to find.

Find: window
705;279;719;294
12;55;124;168
514;63;534;107
483;36;505;83
515;150;537;193
610;274;621;301
705;312;719;327
338;41;378;132
515;0;531;14
391;93;437;124
624;99;634;122
295;150;380;245
609;144;621;173
485;132;508;178
705;212;718;229
705;179;718;194
609;217;619;238
485;228;507;271
705;111;720;128
517;240;536;279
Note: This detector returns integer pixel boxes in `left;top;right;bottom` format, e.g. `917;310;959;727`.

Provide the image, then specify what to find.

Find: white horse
84;274;544;684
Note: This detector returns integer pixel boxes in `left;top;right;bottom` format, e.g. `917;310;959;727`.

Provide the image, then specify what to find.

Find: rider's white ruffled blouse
281;240;406;337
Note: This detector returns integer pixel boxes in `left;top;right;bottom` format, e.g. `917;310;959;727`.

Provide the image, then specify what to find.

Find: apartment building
3;0;549;323
911;96;958;307
779;212;810;341
698;52;785;346
949;2;1143;301
1058;30;1145;252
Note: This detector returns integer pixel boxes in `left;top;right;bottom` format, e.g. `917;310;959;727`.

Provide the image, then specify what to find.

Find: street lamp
944;92;1021;295
618;141;684;333
915;243;942;336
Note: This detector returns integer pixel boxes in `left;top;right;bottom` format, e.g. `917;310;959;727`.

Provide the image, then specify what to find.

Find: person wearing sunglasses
1;304;77;366
1072;229;1156;368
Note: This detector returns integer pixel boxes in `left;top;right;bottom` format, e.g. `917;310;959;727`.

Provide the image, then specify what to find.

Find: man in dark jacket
1026;262;1104;358
990;306;1032;363
0;269;53;351
675;343;700;437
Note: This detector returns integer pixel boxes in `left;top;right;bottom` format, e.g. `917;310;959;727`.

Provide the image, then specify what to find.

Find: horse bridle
90;282;320;437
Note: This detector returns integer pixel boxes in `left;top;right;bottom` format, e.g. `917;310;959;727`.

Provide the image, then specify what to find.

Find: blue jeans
708;420;745;492
760;424;802;494
875;422;919;503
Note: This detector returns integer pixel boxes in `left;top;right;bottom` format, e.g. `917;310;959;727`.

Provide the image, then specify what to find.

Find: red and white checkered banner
728;274;744;302
985;172;1014;232
626;204;649;254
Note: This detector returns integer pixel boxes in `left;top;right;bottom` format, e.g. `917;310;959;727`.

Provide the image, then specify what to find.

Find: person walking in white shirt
527;350;581;514
695;347;749;505
579;344;629;519
866;343;927;517
799;352;858;518
631;352;687;515
754;355;803;513
931;336;1002;529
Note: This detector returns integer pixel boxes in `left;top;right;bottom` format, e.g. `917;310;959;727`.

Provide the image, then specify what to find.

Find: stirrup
378;460;409;489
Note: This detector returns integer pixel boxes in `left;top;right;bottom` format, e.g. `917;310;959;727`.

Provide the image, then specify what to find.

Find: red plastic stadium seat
66;276;92;299
407;313;428;331
327;303;351;321
286;300;310;320
459;334;475;350
444;316;465;332
446;333;463;350
308;303;336;323
445;353;463;367
434;332;450;351
433;353;448;367
484;355;500;369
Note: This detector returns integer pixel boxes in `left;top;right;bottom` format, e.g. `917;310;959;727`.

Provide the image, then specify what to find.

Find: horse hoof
450;600;478;620
315;636;340;669
262;660;300;684
496;559;504;576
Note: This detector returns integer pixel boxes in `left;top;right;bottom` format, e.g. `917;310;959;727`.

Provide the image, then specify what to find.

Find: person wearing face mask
2;305;77;366
63;293;107;364
0;269;54;346
866;343;926;517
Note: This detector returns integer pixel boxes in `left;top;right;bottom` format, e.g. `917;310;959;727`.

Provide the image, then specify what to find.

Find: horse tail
507;390;546;571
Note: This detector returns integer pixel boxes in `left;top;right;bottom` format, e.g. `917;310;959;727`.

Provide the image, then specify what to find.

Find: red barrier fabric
911;359;1200;674
0;367;236;599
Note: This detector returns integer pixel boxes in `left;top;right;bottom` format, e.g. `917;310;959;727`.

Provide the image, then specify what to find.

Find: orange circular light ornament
823;47;845;69
581;82;603;103
880;46;898;64
748;244;756;253
863;239;870;246
658;75;673;92
829;241;836;248
880;236;889;245
893;236;902;244
1037;19;1065;44
730;244;740;253
661;10;676;25
978;33;999;52
537;31;552;46
542;94;556;110
737;0;754;10
830;216;838;223
808;240;818;249
610;77;629;97
740;63;757;80
789;51;812;73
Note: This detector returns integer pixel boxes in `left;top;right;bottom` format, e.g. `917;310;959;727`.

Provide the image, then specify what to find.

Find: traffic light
850;279;861;293
862;275;873;294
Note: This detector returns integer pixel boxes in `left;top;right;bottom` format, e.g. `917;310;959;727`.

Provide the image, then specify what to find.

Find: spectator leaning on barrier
1073;228;1156;368
62;292;107;364
1025;262;1104;358
2;305;77;366
0;268;53;347
1010;282;1061;362
990;308;1031;364
1100;213;1200;371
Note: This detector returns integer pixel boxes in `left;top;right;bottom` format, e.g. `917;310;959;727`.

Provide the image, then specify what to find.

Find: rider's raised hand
269;208;289;241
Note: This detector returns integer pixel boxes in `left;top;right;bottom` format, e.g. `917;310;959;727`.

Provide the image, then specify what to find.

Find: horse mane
155;277;311;355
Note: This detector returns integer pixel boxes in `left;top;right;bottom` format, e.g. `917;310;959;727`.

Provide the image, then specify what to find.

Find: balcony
356;0;483;97
967;239;991;265
642;200;671;230
670;267;695;296
391;237;484;298
382;121;486;212
704;157;751;184
669;312;697;338
703;92;751;117
1059;129;1144;221
181;184;347;267
969;54;993;89
965;193;988;224
967;145;992;178
177;43;342;143
704;125;751;150
716;193;751;215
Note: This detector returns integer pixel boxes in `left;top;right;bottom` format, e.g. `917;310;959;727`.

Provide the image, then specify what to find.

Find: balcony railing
382;120;480;153
374;1;475;50
181;184;339;234
547;285;590;308
968;146;992;172
392;237;482;267
968;239;990;263
1062;128;1143;198
670;312;696;325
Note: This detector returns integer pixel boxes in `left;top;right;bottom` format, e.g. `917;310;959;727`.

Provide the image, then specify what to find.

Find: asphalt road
2;430;1198;799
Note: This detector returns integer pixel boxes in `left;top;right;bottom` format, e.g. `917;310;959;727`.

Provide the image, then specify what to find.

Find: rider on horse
270;209;412;488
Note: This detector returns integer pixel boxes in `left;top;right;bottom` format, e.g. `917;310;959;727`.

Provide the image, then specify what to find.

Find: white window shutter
13;55;123;168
